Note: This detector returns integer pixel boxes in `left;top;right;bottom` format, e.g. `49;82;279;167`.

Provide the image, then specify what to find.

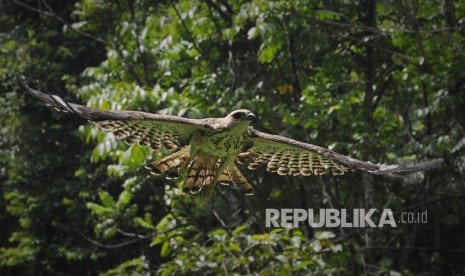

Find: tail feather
219;164;254;195
145;147;253;196
184;155;219;196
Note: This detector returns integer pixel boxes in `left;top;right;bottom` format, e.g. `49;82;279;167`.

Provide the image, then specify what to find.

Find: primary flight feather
18;78;443;196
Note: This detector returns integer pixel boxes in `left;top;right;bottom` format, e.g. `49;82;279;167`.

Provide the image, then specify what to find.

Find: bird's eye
232;112;245;120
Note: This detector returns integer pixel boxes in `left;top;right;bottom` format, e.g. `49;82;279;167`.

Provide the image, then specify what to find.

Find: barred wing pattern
239;128;443;177
17;78;253;196
238;130;349;176
17;78;212;152
18;77;443;196
97;120;193;151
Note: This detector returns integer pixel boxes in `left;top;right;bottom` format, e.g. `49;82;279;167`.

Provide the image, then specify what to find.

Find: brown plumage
219;164;254;195
184;155;218;195
18;78;444;197
145;146;190;176
144;146;253;196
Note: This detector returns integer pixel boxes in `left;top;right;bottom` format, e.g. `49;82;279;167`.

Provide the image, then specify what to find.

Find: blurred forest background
1;0;465;275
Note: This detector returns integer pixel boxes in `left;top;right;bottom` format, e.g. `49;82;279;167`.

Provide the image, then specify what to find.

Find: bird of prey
18;78;442;196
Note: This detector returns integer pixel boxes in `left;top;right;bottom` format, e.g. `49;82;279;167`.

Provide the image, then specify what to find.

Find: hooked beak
246;112;256;124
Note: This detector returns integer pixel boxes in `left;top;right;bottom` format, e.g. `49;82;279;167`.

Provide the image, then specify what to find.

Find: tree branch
128;1;151;85
170;0;203;55
12;0;106;45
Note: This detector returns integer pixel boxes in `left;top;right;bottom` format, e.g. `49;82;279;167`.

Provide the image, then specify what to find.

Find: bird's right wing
18;78;214;151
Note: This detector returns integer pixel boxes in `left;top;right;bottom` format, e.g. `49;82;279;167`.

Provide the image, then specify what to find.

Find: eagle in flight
18;78;442;196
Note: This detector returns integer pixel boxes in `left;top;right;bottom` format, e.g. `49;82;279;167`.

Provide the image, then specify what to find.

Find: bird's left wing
18;78;213;151
238;128;443;177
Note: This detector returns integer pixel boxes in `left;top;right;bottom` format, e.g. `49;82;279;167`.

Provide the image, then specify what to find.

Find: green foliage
1;0;465;275
101;256;150;276
155;226;347;275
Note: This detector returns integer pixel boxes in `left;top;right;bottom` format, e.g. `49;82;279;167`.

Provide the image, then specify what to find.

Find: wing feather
18;78;213;151
240;128;443;176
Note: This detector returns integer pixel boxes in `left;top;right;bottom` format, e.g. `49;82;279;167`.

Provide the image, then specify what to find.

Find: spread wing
238;128;443;177
18;78;212;151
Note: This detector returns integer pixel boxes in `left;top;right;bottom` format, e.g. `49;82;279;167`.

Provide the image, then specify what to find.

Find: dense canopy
1;0;464;275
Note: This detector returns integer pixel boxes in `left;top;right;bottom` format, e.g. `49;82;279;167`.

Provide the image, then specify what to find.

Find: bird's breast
190;130;246;157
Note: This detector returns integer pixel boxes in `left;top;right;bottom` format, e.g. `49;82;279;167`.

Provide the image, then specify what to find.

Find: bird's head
226;109;256;127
